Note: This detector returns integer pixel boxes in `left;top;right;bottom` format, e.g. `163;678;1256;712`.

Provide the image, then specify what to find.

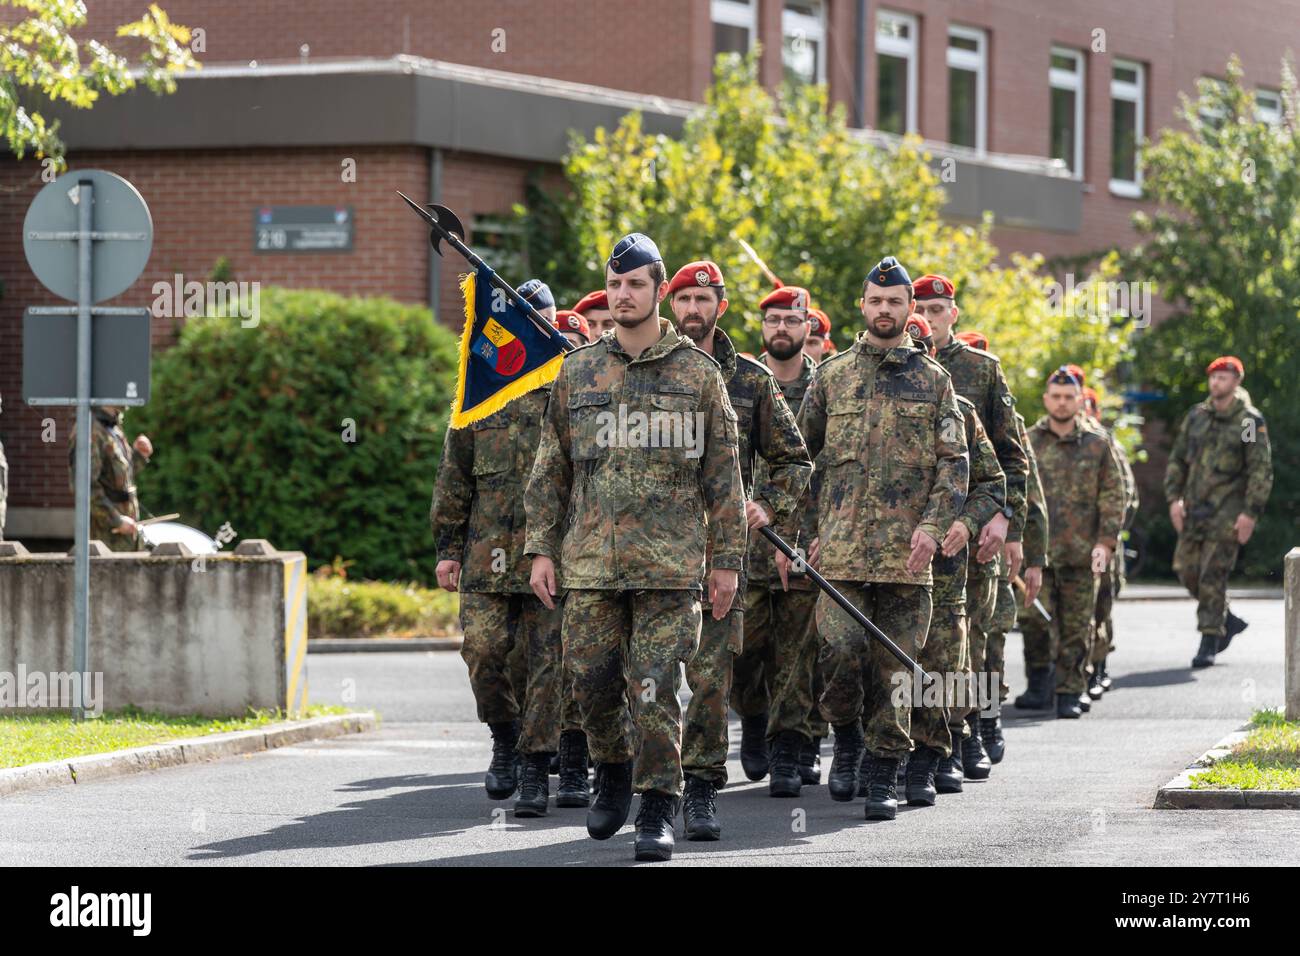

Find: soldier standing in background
572;290;614;340
1016;367;1124;718
804;308;833;363
525;233;747;862
1164;357;1273;668
68;405;153;551
796;256;968;821
665;263;810;829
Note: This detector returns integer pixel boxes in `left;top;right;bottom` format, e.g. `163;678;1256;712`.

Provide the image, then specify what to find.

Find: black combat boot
1056;693;1082;718
961;715;991;779
1087;664;1105;700
555;729;590;809
828;721;864;802
979;716;1006;764
905;747;939;806
798;736;823;785
586;760;633;840
634;791;677;862
682;774;720;841
484;721;521;799
934;729;964;793
864;756;900;820
895;752;908;787
1014;667;1054;710
1097;656;1113;692
1192;633;1218;668
549;753;560;775
768;731;803;797
1219;611;1248;653
857;747;874;797
740;713;770;781
1077;691;1092;713
514;752;552;817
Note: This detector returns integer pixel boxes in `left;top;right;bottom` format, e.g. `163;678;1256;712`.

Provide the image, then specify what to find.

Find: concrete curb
308;637;463;653
1154;723;1300;809
0;712;377;798
1120;587;1282;602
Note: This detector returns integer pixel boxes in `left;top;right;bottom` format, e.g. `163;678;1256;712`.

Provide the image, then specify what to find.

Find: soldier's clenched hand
907;528;938;573
940;520;971;557
529;556;558;609
1233;512;1256;545
709;569;738;619
435;559;461;592
975;510;1009;562
745;500;773;531
1023;565;1043;606
112;515;138;537
1169;499;1185;533
132;434;153;459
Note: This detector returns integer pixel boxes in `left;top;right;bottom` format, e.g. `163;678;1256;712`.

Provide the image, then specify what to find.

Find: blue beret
865;255;912;290
517;279;554;311
607;232;663;274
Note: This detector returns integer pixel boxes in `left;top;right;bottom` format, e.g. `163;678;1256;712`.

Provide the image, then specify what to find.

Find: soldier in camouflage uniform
741;296;826;795
985;408;1047;758
796;256;968;821
524;233;747;863
1164;357;1273;668
912;275;1028;775
430;369;567;817
68;406;152;551
1017;368;1125;718
1082;387;1138;695
666;264;810;833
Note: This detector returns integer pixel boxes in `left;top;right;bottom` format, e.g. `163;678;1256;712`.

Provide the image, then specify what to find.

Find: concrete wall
1287;548;1299;721
0;546;307;717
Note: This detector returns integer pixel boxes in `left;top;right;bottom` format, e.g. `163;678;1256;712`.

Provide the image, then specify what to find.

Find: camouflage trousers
563;588;701;797
730;587;771;721
1172;532;1238;639
742;585;825;744
459;591;563;754
817;581;932;759
1019;566;1099;696
911;602;967;757
683;601;742;788
1091;550;1126;664
986;576;1017;703
960;573;998;721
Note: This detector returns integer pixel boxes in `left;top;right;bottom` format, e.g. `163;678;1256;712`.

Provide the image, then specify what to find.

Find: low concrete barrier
0;539;309;717
1287;548;1299;721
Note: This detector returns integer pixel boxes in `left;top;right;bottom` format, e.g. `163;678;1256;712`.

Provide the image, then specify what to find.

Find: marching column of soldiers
429;235;1274;862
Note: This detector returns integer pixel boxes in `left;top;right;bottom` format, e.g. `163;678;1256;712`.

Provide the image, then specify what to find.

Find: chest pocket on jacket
471;417;512;476
888;401;937;468
823;398;866;466
646;390;701;468
569;391;611;462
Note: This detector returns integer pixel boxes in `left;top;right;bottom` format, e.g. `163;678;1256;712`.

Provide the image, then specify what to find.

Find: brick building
1;0;1294;538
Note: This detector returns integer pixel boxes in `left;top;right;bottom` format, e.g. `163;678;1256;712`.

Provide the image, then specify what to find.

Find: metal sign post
22;170;153;722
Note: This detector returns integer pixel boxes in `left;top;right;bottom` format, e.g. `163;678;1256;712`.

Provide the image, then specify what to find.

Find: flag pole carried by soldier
1164;356;1272;668
524;232;749;863
68;405;154;551
794;255;969;821
665;261;811;836
1015;366;1124;719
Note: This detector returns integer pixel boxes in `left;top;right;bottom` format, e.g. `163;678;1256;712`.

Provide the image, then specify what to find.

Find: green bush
307;577;460;639
131;287;459;583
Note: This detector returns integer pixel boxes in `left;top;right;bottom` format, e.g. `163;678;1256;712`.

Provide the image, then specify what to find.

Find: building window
782;1;826;86
1110;59;1145;197
947;25;987;151
713;0;757;58
1198;76;1229;129
1049;46;1085;177
876;9;918;135
1256;88;1282;125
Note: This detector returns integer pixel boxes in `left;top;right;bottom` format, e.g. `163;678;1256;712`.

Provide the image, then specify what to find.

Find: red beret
956;330;988;351
807;307;830;336
761;286;811;313
1082;386;1100;409
572;290;608;315
913;273;955;300
552;309;589;338
905;315;932;338
666;260;725;297
1206;355;1244;377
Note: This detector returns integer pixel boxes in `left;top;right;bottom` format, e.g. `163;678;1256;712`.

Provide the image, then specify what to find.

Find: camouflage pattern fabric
1027;414;1125;568
683;606;742;787
68;408;146;551
1019;566;1099;696
912;602;967;756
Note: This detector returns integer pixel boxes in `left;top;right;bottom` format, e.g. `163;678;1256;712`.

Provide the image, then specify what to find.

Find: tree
1;0;198;169
1121;56;1298;579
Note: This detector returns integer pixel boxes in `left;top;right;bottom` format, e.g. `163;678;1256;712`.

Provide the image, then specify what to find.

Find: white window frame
1049;45;1086;179
712;0;758;55
947;24;987;153
1109;58;1145;198
782;1;827;85
1256;87;1282;125
876;9;919;134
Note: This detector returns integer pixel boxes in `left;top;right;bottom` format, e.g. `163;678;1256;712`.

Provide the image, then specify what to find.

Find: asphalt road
3;596;1297;866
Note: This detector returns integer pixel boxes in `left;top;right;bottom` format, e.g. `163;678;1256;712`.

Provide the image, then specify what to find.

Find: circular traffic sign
22;169;153;303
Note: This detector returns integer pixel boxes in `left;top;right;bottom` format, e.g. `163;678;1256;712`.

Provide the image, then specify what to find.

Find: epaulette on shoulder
817;349;855;373
680;345;723;371
736;352;774;377
915;350;953;379
960;344;1002;365
954;393;976;413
